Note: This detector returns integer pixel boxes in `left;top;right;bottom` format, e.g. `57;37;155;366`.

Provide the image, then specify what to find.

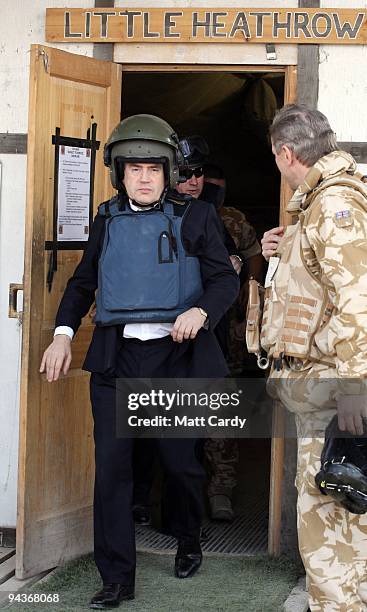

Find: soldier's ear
282;145;295;166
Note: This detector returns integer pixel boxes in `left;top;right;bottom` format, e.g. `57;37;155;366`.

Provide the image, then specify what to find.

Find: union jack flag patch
335;210;351;220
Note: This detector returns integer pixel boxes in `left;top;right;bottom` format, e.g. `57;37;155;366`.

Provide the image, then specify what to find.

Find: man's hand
337;395;367;436
171;307;207;343
230;255;242;275
261;226;284;261
40;335;72;382
89;303;96;320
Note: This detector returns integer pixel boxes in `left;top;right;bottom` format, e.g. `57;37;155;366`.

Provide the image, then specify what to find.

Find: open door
268;64;297;556
16;45;121;578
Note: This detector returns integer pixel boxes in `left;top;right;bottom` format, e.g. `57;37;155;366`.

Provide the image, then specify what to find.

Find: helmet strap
159;186;169;207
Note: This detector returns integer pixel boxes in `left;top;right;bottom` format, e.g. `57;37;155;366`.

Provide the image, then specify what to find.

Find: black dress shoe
174;539;202;579
133;505;151;525
90;583;135;609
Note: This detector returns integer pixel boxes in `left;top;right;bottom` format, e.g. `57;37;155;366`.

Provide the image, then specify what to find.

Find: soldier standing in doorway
260;104;367;611
202;163;263;521
203;163;263;375
177;147;262;522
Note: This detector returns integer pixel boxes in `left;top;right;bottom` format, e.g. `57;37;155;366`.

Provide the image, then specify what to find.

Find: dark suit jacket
200;182;239;257
55;194;239;377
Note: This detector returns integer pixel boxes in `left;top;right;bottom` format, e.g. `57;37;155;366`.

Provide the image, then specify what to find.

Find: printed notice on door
57;145;91;241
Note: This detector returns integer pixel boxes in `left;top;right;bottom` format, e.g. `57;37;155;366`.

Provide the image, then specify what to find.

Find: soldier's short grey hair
270;104;338;167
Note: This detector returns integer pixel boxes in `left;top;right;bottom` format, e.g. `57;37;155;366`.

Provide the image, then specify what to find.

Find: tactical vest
253;172;367;370
95;197;203;326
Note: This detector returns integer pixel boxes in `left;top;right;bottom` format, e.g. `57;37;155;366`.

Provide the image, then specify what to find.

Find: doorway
122;70;283;236
18;48;296;580
121;68;285;555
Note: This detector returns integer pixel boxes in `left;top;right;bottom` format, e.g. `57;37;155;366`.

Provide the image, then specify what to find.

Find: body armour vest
260;220;335;367
95;197;203;326
260;171;367;368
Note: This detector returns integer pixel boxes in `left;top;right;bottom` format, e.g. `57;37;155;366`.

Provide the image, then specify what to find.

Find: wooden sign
45;8;367;44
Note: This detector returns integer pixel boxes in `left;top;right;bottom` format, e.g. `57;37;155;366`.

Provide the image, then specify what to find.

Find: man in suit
40;114;239;609
131;135;242;527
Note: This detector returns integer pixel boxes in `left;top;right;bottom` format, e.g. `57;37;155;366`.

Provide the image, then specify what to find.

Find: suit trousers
90;335;205;585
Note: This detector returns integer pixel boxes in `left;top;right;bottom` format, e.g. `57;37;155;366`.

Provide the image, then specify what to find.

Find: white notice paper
57;145;91;241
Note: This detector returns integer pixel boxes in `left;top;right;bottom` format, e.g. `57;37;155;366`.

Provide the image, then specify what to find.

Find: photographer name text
127;415;247;429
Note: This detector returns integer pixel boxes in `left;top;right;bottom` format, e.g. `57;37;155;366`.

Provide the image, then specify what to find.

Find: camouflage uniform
206;208;261;498
220;206;261;262
220;206;261;375
205;437;239;498
265;152;367;611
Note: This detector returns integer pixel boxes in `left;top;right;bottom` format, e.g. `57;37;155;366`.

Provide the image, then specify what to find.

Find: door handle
8;283;23;321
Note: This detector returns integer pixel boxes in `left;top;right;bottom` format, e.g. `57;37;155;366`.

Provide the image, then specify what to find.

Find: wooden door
268;64;298;556
17;45;121;579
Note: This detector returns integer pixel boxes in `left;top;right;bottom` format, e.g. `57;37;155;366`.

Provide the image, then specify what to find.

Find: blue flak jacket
95;198;203;325
55;193;239;376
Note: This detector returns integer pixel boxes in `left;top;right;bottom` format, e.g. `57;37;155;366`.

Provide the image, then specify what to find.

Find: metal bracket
8;283;23;323
257;354;270;370
266;43;277;61
38;49;49;73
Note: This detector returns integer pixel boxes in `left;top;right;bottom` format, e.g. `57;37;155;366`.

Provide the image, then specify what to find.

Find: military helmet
315;416;367;514
178;135;210;170
104;114;180;190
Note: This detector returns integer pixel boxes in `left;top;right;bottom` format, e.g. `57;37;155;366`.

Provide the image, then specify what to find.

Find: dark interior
122;71;284;239
123;71;284;553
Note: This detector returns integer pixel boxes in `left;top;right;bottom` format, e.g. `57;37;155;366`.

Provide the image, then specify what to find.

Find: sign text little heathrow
45;8;367;45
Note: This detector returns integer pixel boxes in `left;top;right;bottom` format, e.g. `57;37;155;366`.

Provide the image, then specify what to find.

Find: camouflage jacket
219;206;261;261
287;151;367;378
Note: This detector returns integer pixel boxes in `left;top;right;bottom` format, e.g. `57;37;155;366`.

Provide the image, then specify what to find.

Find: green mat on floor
5;552;301;612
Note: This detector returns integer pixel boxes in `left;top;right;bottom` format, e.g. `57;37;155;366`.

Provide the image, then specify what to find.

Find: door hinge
38;49;49;73
8;283;23;324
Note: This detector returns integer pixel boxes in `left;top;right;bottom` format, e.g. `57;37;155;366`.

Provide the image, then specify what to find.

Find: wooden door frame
19;57;296;567
119;62;298;556
17;45;121;579
269;64;297;557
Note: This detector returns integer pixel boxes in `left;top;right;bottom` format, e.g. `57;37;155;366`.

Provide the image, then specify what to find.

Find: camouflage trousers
269;362;367;612
205;438;239;498
227;305;247;375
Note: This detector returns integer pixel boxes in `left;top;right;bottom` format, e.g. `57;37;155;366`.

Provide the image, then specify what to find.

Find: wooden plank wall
338;142;367;164
0;134;27;154
6;134;364;162
93;0;114;61
297;0;320;108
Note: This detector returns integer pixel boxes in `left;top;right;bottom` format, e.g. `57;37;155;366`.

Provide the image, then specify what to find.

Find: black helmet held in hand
315;415;367;514
104;114;180;190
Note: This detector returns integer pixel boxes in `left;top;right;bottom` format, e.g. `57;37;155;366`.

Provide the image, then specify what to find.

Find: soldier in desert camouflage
204;164;263;375
260;104;367;611
203;165;263;521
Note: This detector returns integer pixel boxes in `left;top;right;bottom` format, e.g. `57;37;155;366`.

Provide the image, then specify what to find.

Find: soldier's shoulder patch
335;209;350;219
334;209;354;227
